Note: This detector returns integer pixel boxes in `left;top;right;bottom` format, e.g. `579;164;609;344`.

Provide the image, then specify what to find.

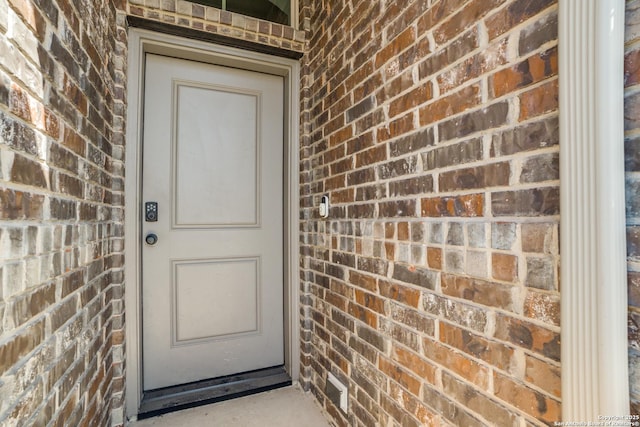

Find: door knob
145;233;158;245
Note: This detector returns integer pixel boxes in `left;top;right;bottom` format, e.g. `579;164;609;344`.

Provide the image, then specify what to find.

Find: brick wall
127;0;305;52
627;0;640;415
299;0;561;425
0;0;127;425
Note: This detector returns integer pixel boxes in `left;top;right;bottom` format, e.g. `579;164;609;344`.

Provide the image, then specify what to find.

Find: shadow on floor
129;385;331;427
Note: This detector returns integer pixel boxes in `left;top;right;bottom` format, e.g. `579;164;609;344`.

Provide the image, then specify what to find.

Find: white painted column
559;0;629;420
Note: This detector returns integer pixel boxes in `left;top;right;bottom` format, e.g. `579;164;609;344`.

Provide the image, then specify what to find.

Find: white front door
141;54;284;391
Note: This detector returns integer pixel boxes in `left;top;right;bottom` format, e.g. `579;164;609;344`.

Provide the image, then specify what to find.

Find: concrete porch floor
129;385;331;427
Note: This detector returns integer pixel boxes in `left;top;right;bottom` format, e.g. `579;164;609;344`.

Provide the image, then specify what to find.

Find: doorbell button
320;195;329;218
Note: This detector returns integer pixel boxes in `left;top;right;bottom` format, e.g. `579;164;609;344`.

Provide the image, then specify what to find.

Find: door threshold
137;366;291;419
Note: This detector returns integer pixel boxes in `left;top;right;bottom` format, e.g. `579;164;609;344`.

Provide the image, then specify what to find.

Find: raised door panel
174;83;259;227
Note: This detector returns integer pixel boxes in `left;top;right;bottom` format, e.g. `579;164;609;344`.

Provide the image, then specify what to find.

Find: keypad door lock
145;202;158;222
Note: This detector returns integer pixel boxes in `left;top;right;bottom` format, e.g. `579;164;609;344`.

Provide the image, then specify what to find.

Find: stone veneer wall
0;0;128;425
627;0;640;415
298;0;561;425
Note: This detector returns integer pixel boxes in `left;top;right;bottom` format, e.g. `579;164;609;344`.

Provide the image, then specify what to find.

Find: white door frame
123;28;300;418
